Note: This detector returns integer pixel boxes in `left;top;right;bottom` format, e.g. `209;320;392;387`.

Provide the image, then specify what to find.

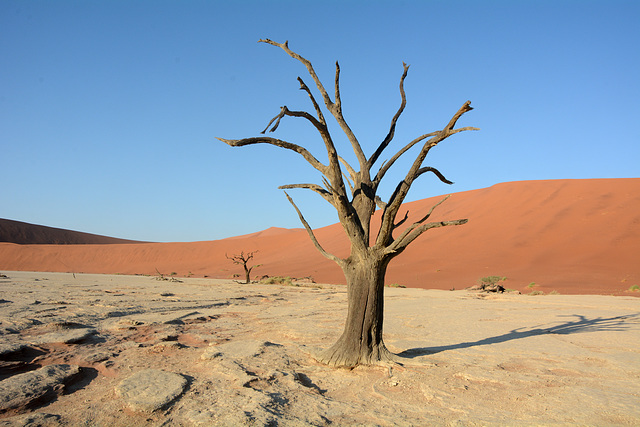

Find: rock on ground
30;328;96;345
0;364;80;413
115;369;187;413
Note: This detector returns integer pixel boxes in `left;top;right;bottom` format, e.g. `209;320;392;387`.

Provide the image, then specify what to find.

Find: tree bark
317;253;396;367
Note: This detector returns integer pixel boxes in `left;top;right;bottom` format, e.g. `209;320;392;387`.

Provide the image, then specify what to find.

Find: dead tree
226;251;260;284
218;39;478;367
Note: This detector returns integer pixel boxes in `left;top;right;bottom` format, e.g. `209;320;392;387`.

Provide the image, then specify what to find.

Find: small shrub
261;276;293;286
629;284;640;292
472;276;507;293
154;269;182;282
478;276;506;286
528;290;544;296
549;290;560;295
527;282;536;289
387;283;406;288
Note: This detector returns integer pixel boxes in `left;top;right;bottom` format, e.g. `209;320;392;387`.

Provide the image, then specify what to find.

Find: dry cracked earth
0;271;639;426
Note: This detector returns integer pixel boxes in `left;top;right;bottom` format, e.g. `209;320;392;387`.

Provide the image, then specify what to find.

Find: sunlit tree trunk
319;253;395;366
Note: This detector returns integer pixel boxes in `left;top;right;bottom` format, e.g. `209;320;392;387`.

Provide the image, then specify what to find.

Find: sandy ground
0;271;639;426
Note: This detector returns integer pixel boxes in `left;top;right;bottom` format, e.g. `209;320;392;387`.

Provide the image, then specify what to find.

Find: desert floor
1;271;639;426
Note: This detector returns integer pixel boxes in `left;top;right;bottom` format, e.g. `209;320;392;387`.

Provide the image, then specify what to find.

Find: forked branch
376;101;478;247
386;218;468;255
259;38;367;170
386;195;466;254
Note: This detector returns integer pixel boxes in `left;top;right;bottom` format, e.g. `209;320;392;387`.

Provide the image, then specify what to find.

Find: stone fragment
200;346;222;360
84;351;117;363
0;344;27;358
0;364;80;412
115;369;187;413
30;328;96;345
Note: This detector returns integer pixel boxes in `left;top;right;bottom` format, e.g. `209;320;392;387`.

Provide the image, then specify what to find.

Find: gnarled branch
376;101;478;247
415;166;454;185
217;136;327;175
369;62;410;168
386;218;468;256
259;38;367;170
374;196;387;210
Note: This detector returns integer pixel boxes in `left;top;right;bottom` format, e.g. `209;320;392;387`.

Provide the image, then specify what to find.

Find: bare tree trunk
243;265;251;284
318;254;396;367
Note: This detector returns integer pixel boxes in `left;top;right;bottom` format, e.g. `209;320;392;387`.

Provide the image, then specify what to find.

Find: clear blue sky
2;1;638;242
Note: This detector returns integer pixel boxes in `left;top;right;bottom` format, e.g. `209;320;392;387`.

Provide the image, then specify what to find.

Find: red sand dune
1;179;638;296
0;218;143;245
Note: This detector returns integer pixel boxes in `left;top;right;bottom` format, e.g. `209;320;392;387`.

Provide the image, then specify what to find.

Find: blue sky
1;0;638;242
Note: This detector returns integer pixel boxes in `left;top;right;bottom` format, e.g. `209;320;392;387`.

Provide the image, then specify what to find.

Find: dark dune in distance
1;178;639;296
0;218;144;245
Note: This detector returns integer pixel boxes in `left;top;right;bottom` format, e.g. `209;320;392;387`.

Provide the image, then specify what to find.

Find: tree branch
393;210;410;229
369;62;410;168
297;77;326;125
391;195;451;246
261;106;286;134
342;171;355;195
225;250;257;264
338;156;357;187
284;191;343;264
260;39;335;107
217;136;327;175
334;61;342;113
373;131;439;185
375;101;477;247
259;38;368;171
280;106;327;135
278;183;335;206
386;218;468;255
415;166;454;185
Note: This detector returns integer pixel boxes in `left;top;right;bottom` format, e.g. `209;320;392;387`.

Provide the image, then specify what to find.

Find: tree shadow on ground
397;312;640;358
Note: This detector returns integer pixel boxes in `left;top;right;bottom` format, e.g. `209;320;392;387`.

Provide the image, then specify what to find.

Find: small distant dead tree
218;39;478;367
226;251;261;284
